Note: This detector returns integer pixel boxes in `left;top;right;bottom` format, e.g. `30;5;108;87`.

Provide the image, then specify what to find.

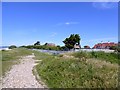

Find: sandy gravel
2;53;44;88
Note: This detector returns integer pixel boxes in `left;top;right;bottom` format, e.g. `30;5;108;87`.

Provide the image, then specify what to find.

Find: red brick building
93;42;117;49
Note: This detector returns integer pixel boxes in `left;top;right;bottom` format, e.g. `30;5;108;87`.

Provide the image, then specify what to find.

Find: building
84;45;90;49
74;44;81;50
44;43;55;46
93;42;117;49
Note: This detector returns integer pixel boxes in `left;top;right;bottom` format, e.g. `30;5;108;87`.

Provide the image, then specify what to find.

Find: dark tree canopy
44;43;48;46
9;45;17;49
34;41;40;46
63;34;81;50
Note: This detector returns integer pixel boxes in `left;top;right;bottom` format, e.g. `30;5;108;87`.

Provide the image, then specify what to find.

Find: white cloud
65;22;70;25
56;22;79;26
92;2;117;9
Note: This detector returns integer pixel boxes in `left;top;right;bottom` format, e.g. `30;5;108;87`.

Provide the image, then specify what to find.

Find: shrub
72;51;91;59
8;45;17;49
89;51;118;64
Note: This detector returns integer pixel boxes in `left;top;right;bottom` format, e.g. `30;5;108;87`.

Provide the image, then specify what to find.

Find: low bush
20;45;63;51
72;51;91;59
8;45;17;49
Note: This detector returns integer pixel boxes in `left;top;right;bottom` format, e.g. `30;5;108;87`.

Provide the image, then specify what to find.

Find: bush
89;51;118;64
72;51;91;59
110;46;120;52
20;45;63;51
8;45;17;49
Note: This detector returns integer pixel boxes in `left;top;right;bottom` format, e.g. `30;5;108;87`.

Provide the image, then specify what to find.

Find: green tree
75;34;80;45
63;34;81;50
44;43;48;45
8;45;17;49
34;41;40;46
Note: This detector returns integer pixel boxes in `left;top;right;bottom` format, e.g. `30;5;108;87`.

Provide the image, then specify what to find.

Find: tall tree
63;34;81;50
75;34;80;45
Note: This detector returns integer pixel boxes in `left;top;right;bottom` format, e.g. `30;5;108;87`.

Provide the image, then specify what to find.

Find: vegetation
110;46;120;52
63;34;81;50
8;45;17;49
34;51;118;88
1;48;33;76
1;46;119;88
72;51;119;64
34;41;40;46
19;45;68;51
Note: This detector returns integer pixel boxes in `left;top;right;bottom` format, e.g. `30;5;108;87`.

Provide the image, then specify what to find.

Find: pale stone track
2;54;44;88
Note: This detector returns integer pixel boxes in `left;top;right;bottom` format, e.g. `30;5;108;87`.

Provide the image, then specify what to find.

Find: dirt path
2;53;44;88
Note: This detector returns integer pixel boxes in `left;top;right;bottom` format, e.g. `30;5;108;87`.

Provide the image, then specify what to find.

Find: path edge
32;65;48;89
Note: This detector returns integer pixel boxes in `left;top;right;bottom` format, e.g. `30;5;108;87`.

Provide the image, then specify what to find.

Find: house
93;42;117;49
74;44;81;50
84;45;90;49
44;43;55;46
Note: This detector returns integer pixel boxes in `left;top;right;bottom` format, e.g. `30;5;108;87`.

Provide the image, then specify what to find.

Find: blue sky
2;2;118;48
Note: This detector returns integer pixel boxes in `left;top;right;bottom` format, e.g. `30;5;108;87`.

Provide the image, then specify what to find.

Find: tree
61;46;69;51
63;34;81;50
9;45;17;49
75;34;80;45
44;43;48;46
34;41;40;46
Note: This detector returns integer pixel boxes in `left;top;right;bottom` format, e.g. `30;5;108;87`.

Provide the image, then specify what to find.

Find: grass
34;51;118;88
72;51;119;64
1;48;33;77
1;48;119;88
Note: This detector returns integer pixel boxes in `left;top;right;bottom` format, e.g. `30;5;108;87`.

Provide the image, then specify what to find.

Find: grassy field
72;51;119;64
34;51;119;88
1;48;33;77
1;48;119;88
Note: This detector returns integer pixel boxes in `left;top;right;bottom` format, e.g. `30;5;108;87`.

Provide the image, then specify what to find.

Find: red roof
93;42;117;49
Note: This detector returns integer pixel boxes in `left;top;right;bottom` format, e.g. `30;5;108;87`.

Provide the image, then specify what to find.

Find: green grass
1;49;118;88
72;51;119;64
1;48;33;77
34;51;118;88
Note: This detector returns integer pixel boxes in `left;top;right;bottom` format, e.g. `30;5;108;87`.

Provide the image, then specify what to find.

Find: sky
2;2;118;48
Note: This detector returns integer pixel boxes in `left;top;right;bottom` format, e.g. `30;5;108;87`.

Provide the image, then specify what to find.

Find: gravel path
2;53;44;88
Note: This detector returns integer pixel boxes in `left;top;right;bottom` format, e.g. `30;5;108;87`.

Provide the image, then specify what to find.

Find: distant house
84;45;90;49
74;44;81;50
44;43;55;46
93;42;117;49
